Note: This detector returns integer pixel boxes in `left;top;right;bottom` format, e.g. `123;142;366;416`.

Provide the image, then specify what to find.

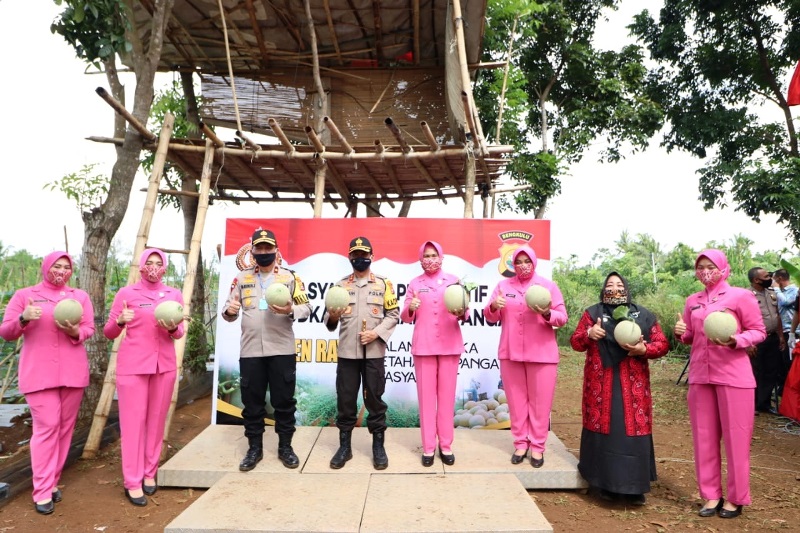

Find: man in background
773;268;796;396
748;267;785;414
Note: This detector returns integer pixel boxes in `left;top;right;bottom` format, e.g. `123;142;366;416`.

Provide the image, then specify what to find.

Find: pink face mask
47;270;72;287
696;268;724;287
140;264;166;283
421;257;442;274
516;263;534;280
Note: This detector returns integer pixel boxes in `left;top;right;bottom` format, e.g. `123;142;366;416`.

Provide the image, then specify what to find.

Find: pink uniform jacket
483;246;567;363
104;249;185;375
400;270;466;356
0;252;94;394
681;281;765;388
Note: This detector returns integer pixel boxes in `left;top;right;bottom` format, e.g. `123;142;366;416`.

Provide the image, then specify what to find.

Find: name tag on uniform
259;298;268;310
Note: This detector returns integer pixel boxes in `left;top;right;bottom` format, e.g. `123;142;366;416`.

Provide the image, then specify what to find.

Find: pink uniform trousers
688;383;754;506
117;370;176;490
414;354;460;454
26;386;83;502
500;360;557;453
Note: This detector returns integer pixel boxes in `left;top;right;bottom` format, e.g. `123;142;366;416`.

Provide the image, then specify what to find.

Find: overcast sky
0;1;795;267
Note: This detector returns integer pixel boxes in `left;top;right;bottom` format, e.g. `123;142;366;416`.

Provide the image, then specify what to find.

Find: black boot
372;430;388;470
329;430;353;469
239;441;264;472
278;434;300;469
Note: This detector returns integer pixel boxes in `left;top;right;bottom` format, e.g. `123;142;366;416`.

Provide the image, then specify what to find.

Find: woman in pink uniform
484;245;567;467
674;249;765;519
400;241;466;466
104;248;185;506
0;251;94;515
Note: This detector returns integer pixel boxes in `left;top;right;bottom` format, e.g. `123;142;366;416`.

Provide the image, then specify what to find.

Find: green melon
468;415;485;428
613;320;642;345
265;283;291;306
703;311;737;341
154;301;184;325
53;298;82;326
325;285;350;311
443;284;469;313
524;285;551;311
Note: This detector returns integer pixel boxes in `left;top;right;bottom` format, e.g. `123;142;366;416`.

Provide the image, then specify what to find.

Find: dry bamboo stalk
313;164;327;217
420;121;440;151
322;0;343;65
323;117;353;154
88;136;516;159
268;119;296;153
413;0;420;65
82;114;175;459
384;118;412;153
235;129;261;151
95;88;157;142
161;140;215;457
305;126;326;153
200;122;225;147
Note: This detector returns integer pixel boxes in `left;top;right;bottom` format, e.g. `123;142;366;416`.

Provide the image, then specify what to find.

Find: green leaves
612;304;631;321
44;163;110;214
51;0;130;69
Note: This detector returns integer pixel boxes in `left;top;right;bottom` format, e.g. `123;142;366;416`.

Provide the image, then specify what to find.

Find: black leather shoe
530;454;544;468
34;500;54;515
142;482;158;496
239;445;264;472
52;488;62;503
124;489;147;507
719;504;743;519
421;454;434;467
626;493;646;506
278;446;300;469
698;498;723;517
511;451;526;464
438;451;455;466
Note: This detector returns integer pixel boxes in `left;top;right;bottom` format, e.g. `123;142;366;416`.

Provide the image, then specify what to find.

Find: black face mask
351;257;372;272
759;278;773;288
253;252;277;267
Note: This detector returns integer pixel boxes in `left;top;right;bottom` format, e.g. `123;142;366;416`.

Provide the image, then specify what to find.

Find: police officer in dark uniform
222;229;312;470
747;266;785;413
325;237;399;470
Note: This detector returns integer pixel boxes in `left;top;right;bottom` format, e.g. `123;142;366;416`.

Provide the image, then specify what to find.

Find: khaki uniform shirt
752;287;781;334
325;272;399;359
222;265;311;357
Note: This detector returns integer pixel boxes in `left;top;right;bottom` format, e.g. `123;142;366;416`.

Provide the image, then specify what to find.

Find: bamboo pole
269;119;296;153
161;139;215;457
95;87;157;142
82;114;175;459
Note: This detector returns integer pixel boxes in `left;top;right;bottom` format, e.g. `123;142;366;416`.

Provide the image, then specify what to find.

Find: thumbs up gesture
674;312;687;337
587;317;605;341
22;297;43;321
226;292;242;316
117;300;135;326
409;290;421;312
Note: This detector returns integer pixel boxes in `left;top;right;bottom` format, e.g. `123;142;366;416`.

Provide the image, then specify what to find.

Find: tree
476;0;663;217
51;0;175;422
630;1;800;245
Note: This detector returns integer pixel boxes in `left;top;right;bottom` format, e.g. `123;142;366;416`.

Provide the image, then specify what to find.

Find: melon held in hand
265;283;291;306
53;298;83;326
444;284;469;314
154;301;184;325
703;311;737;342
325;285;350;311
614;320;642;346
524;285;551;311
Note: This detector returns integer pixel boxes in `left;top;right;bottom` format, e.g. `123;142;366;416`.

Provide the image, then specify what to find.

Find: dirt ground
1;355;799;532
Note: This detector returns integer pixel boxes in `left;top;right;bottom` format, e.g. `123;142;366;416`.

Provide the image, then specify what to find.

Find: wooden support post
95;87;157;142
82;114;175;459
161;139;215;457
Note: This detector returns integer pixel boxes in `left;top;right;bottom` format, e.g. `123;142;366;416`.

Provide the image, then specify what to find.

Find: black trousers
239;354;297;443
752;333;781;411
336;357;387;433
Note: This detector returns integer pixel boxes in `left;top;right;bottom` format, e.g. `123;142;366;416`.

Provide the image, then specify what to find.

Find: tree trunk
77;0;175;425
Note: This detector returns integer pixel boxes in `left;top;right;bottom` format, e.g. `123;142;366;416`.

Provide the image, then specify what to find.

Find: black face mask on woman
253;252;277;267
350;257;372;272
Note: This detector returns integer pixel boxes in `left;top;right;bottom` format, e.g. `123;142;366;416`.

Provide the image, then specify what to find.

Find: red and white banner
213;218;551;428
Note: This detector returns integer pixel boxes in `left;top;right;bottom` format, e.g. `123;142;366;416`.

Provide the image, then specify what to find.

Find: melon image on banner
53;298;83;326
154;301;184;324
325;285;350;311
443;284;469;314
524;285;551;311
703;311;738;341
265;283;291;306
